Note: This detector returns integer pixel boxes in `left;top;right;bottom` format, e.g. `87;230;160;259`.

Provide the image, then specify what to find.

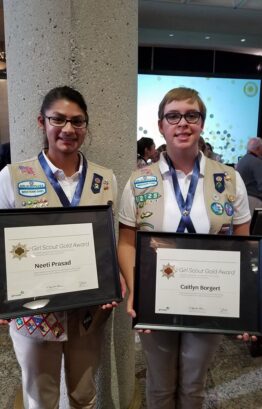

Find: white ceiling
1;1;262;56
139;0;262;55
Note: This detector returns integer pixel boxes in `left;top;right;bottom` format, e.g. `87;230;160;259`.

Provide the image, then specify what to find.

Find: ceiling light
169;33;174;37
240;38;246;42
205;36;211;40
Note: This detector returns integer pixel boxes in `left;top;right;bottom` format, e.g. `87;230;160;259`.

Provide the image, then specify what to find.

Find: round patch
211;202;224;215
224;202;234;216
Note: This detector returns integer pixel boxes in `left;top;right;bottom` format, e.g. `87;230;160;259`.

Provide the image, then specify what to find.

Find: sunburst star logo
10;243;29;260
161;263;175;279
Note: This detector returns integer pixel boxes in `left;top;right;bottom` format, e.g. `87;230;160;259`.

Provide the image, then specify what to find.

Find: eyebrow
49;112;85;118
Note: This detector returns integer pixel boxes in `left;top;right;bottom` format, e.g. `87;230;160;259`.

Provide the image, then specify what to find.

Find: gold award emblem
228;195;236;203
10;243;29;260
161;263;175;279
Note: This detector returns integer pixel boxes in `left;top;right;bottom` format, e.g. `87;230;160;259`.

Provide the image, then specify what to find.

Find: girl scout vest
131;157;236;234
8;155;114;341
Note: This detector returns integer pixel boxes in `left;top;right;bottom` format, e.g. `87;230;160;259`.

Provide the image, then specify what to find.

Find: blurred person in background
236;137;262;215
137;136;158;168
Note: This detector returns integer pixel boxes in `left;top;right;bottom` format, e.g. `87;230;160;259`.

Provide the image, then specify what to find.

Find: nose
178;115;188;126
62;120;75;132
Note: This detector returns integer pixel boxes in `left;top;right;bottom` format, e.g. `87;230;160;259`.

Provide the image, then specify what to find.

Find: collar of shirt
158;151;206;177
42;150;83;181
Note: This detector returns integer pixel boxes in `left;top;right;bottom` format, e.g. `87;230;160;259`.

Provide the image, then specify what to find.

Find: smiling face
38;98;87;158
158;98;204;158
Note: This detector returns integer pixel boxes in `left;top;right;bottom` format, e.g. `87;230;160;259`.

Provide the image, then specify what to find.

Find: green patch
135;192;161;204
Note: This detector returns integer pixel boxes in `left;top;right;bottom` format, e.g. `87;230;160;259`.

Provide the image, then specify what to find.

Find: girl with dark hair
137;136;157;168
0;86;118;409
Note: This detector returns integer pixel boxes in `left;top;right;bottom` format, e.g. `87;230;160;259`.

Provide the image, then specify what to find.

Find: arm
118;223;136;317
233;221;250;236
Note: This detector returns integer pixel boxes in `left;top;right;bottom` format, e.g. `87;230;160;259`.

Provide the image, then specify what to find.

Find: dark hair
137;137;155;156
205;142;213;152
40;86;89;124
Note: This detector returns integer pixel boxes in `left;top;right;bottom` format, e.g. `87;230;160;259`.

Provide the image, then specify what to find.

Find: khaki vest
9;156;113;208
8;156;114;341
130;157;236;234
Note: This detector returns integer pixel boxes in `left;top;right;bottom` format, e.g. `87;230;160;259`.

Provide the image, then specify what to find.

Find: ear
158;119;165;138
37;114;45;129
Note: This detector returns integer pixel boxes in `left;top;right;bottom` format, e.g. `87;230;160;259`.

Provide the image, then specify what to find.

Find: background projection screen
137;74;261;164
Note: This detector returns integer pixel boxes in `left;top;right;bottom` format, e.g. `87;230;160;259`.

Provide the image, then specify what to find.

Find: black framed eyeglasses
44;115;88;129
163;111;203;125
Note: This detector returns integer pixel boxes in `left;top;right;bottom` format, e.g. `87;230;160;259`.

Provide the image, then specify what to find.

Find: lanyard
166;154;200;233
38;151;87;207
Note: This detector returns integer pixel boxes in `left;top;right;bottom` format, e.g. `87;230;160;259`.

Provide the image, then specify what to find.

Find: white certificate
5;223;98;300
155;248;240;318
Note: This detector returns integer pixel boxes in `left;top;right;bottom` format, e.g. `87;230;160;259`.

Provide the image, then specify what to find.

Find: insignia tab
213;173;225;193
134;175;158;189
91;173;103;194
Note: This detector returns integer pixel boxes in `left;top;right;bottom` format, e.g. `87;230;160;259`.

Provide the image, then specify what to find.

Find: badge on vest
135;192;161;204
134;175;158;189
91;173;103;194
213;173;225;193
18;165;36;176
211;202;224;215
21;198;49;208
224;202;234;216
18;180;47;197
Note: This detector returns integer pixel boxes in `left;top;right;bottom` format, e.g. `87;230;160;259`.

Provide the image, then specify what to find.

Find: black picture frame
133;231;262;335
250;208;262;235
0;205;122;319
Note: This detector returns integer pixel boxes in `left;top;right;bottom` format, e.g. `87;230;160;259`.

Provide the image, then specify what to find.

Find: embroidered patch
15;317;24;329
211;202;224;215
18;166;36;176
45;313;57;327
224;202;234;216
25;318;37;334
51;323;65;338
134;175;158;189
91;173;103;194
18;180;47;197
135;192;161;204
213;173;225;193
39;321;51;337
32;315;45;326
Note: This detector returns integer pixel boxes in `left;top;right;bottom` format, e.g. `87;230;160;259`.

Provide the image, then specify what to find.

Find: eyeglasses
44;115;88;129
163;111;203;125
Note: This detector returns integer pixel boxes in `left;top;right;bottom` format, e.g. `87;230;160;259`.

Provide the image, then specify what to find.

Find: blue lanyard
166;154;200;233
38;151;87;207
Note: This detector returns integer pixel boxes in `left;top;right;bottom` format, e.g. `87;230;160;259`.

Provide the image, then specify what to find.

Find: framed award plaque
0;205;121;319
133;231;262;335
